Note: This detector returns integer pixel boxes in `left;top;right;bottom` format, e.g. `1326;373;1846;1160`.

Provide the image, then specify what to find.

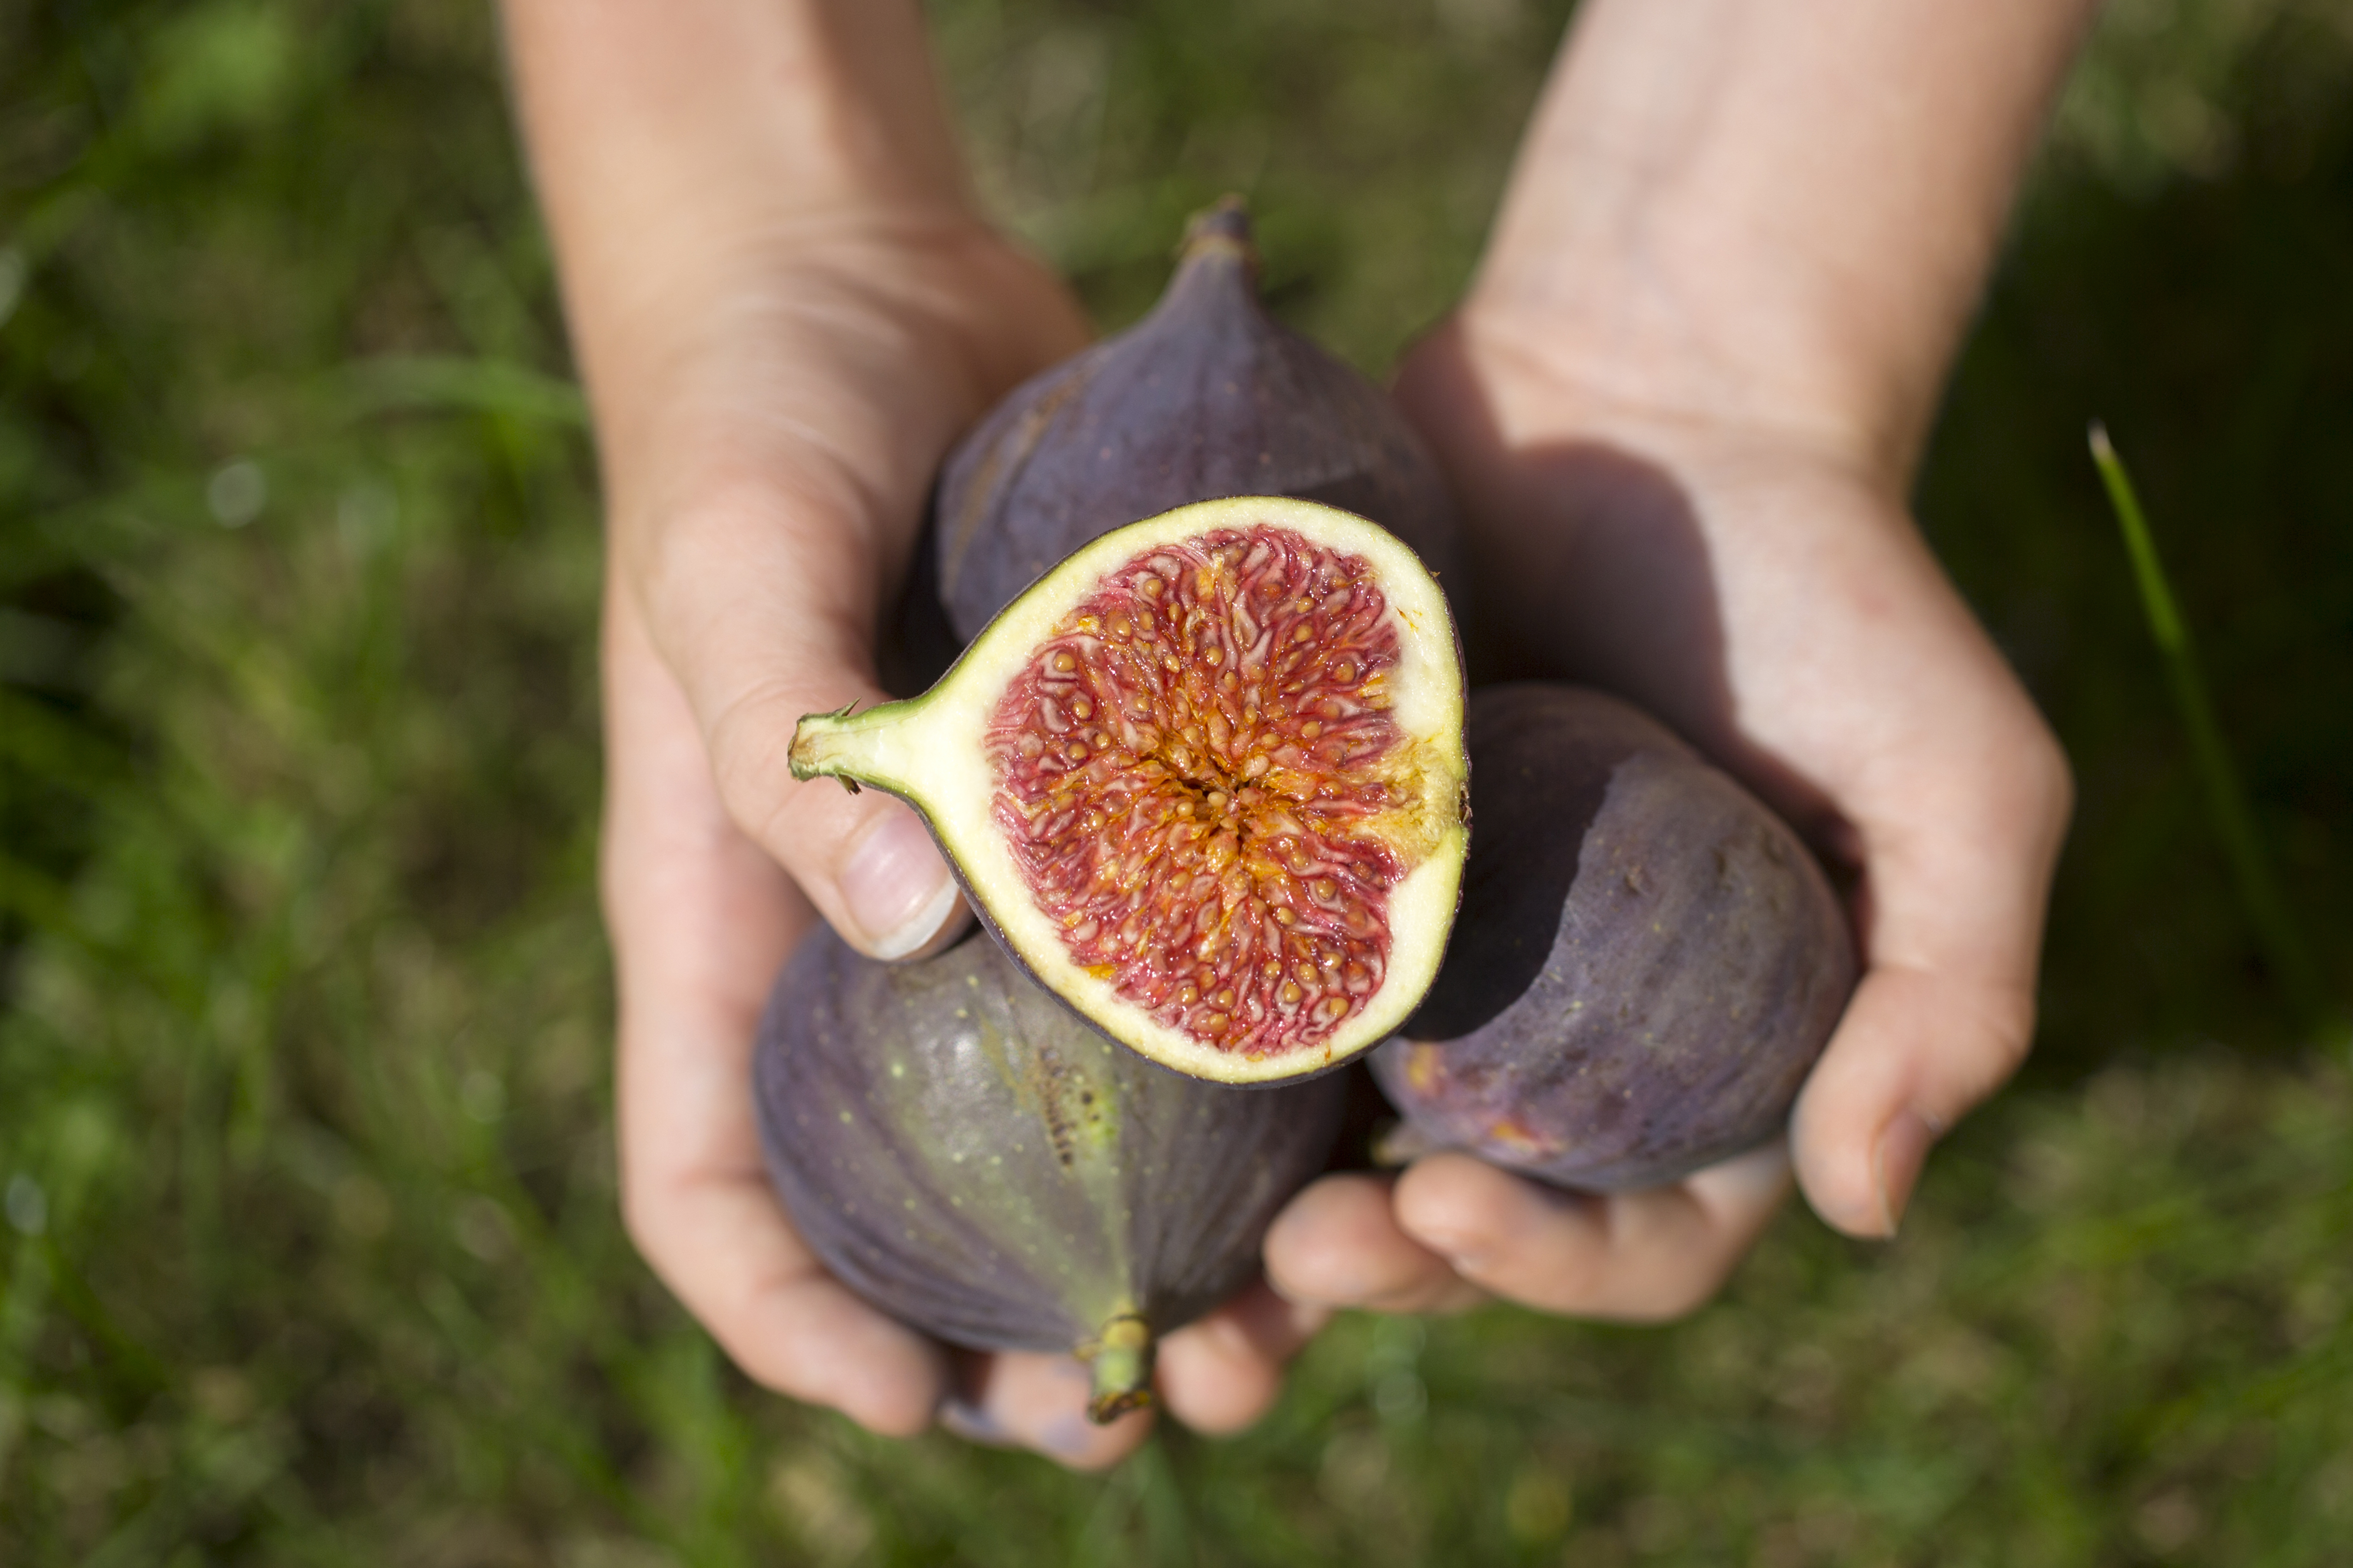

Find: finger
610;325;976;955
940;1352;1156;1470
1792;694;2073;1238
671;492;966;959
604;255;1081;963
1154;1282;1330;1435
1263;1173;1488;1315
629;1173;946;1435
650;474;969;959
1392;1143;1791;1322
1792;960;2032;1237
603;582;946;1434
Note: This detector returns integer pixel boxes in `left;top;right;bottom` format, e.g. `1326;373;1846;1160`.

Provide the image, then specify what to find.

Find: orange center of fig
987;526;1406;1058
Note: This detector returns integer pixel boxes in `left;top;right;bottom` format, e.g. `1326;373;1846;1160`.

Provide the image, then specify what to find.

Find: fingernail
843;808;960;958
1872;1108;1941;1237
938;1397;1012;1447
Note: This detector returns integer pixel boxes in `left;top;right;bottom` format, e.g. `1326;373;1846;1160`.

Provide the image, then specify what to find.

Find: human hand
502;0;1344;1459
1265;303;2072;1322
1261;0;2085;1337
591;210;1332;1466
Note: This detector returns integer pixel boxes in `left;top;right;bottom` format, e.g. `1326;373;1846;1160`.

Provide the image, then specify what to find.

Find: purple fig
755;926;1347;1421
1373;683;1858;1193
931;197;1464;643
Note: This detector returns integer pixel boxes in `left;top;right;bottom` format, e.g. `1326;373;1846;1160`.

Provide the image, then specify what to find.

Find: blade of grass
2088;421;2338;1032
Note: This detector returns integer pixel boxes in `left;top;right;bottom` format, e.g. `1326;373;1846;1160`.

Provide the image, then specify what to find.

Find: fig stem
1178;196;1257;271
1081;1312;1156;1424
788;698;920;790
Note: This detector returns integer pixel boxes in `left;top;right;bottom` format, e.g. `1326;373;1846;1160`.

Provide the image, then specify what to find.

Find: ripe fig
1372;684;1857;1192
933;197;1463;642
755;926;1348;1422
793;496;1470;1085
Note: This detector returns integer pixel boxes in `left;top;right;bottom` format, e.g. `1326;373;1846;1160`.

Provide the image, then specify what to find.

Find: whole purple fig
931;197;1463;642
755;926;1347;1420
1372;683;1858;1193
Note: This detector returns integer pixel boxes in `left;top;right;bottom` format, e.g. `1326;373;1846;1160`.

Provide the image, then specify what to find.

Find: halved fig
792;495;1469;1085
754;926;1348;1422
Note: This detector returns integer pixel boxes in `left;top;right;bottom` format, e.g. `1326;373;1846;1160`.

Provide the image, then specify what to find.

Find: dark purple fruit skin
932;200;1464;642
1372;684;1857;1193
755;927;1346;1355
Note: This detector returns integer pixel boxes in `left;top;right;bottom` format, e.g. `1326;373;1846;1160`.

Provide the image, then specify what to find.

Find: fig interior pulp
792;496;1469;1085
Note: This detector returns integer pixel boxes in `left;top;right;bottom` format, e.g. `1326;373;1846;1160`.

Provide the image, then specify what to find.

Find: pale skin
504;0;2086;1468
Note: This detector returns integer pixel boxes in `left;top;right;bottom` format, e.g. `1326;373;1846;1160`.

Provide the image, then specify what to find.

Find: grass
3;0;2351;1562
2088;421;2335;1029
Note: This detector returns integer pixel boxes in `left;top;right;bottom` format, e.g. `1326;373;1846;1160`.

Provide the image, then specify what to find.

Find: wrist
1461;0;2100;485
502;0;966;206
576;202;1014;390
1425;286;1913;495
503;0;980;370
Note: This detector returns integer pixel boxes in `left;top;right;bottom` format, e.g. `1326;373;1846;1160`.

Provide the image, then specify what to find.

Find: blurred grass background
3;0;2350;1561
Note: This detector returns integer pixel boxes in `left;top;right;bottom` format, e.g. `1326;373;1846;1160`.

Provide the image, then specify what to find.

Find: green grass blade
2088;422;2339;1031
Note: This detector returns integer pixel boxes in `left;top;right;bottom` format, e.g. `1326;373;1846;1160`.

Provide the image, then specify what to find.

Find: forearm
498;0;972;407
1477;0;2099;477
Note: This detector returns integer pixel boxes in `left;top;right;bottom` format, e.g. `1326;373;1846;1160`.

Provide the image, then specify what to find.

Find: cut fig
932;196;1463;643
1373;683;1857;1192
793;495;1469;1084
755;925;1348;1422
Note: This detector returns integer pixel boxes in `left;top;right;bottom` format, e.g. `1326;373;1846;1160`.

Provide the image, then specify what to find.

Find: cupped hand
1267;305;2072;1321
596;211;1323;1465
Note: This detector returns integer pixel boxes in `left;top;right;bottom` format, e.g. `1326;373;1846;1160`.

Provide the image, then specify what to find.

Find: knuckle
1950;977;2040;1095
1500;1251;1609;1317
1989;700;2076;834
1985;988;2040;1077
1609;1261;1733;1325
703;682;813;845
634;479;775;625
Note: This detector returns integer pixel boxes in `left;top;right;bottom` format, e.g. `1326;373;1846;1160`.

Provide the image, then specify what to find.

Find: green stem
1082;1312;1157;1424
2088;423;2337;1031
787;698;929;793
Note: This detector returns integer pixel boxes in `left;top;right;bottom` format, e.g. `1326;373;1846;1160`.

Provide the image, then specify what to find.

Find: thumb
1789;705;2071;1236
637;481;969;961
792;779;966;962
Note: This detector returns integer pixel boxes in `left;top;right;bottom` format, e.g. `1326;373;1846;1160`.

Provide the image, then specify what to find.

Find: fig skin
754;925;1348;1420
932;197;1464;643
1372;683;1858;1194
